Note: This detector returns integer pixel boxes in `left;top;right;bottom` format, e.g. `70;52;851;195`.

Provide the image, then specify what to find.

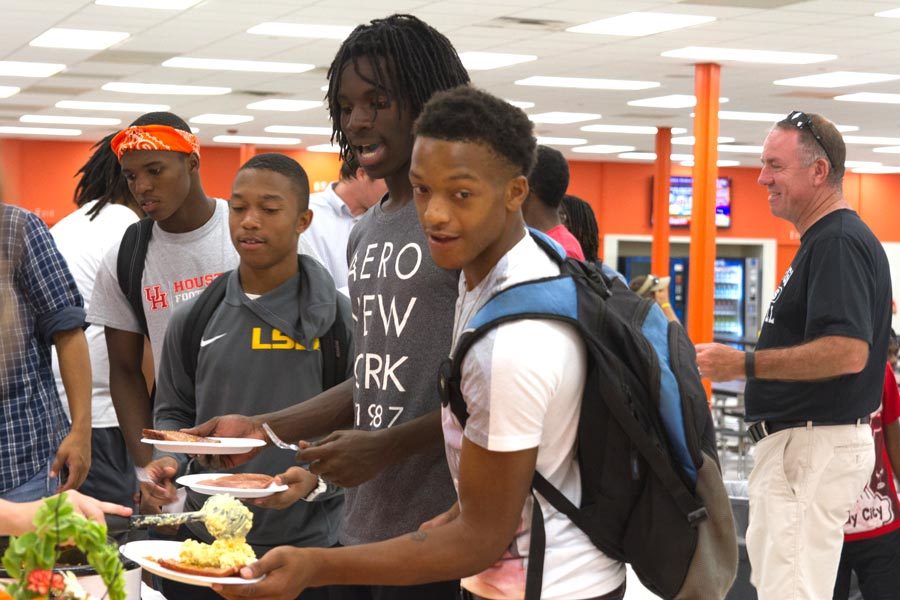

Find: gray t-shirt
343;197;457;544
87;199;238;372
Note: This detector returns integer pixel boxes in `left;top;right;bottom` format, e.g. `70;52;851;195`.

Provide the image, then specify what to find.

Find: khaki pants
747;423;874;600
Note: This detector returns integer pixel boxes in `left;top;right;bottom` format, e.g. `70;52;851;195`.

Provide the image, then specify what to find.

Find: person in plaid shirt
0;201;92;501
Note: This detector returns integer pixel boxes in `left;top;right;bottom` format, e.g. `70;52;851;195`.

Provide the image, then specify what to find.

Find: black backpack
440;230;737;600
117;218;154;336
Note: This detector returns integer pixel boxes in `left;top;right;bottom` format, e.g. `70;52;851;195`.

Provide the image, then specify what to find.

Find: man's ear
812;156;830;185
296;208;313;235
188;152;201;174
506;175;529;212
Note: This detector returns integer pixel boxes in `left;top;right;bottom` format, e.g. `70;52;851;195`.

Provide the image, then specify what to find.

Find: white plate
176;473;288;499
140;437;265;455
120;540;262;587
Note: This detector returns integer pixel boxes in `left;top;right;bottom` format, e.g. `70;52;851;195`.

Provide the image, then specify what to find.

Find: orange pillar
651;128;672;277
239;144;256;166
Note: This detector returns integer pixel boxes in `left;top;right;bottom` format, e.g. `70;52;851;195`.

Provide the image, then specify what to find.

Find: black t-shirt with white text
746;209;891;422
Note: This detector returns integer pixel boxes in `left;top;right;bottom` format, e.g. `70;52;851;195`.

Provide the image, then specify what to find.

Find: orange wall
4;137;900;288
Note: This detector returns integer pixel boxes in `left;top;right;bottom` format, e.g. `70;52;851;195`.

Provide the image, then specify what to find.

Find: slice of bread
142;429;219;443
156;558;240;578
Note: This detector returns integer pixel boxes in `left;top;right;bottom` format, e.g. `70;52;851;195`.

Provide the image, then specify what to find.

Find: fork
262;422;312;469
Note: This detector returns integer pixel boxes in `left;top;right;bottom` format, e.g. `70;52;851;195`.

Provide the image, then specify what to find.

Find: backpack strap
182;271;230;386
319;295;347;390
116;218;154;336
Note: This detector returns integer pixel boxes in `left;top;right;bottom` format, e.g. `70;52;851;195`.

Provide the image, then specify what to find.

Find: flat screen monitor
666;175;732;228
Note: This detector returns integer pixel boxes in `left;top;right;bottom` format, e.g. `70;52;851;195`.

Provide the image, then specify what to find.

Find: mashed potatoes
178;537;256;570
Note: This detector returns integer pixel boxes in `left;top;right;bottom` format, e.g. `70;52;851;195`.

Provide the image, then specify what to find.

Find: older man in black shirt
697;111;890;599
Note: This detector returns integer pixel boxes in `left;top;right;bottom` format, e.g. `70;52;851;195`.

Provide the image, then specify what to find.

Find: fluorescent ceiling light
680;159;741;167
852;166;900;174
672;136;735;145
718;144;763;154
845;161;883;168
581;124;688;135
567;12;715;36
306;143;341;153
0;126;81;136
163;57;314;74
0;86;20;98
0;61;65;78
265;125;332;135
247;23;354;40
459;51;537;71
95;0;201;8
718;110;784;122
506;100;534;109
836;124;859;132
30;28;129;50
536;136;588;146
774;71;900;88
835;92;900;104
873;146;900;154
102;82;230;95
20;115;121;126
662;46;835;65
619;152;693;161
247;99;322;112
843;135;900;145
320;85;329;92
56;100;170;112
189;113;253;125
516;76;659;91
874;8;900;18
628;94;728;108
213;135;300;146
190;127;199;133
530;112;600;124
572;145;636;154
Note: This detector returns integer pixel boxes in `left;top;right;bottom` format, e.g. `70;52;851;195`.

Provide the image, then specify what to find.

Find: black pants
78;427;136;507
328;580;460;600
833;527;900;599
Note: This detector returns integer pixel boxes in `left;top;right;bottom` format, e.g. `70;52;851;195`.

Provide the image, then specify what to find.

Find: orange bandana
110;124;200;159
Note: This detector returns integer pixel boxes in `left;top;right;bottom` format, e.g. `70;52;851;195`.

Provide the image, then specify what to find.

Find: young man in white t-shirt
213;86;625;600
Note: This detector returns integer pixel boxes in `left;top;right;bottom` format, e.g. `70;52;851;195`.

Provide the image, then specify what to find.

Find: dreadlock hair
73;131;134;221
325;14;470;163
561;194;599;263
239;153;310;211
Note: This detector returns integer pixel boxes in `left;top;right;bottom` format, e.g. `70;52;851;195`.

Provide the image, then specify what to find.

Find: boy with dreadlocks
50;132;145;508
190;14;469;600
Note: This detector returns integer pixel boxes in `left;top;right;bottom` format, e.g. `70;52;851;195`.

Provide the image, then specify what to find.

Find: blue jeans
0;458;59;502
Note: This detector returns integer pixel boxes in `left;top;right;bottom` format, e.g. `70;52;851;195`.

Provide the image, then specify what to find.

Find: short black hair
415;86;536;176
129;111;191;133
561;194;599;262
528;145;570;209
325;14;470;163
775;111;845;187
238;153;310;209
73;131;134;220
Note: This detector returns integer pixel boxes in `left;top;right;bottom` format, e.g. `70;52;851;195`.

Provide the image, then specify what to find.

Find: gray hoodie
154;256;352;552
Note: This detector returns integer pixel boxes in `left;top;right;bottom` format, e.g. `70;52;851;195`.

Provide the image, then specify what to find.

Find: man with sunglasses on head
696;111;890;599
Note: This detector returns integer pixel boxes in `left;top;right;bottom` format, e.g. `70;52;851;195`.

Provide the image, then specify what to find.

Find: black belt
748;417;870;444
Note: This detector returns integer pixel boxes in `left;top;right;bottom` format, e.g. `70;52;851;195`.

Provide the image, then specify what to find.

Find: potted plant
1;494;127;600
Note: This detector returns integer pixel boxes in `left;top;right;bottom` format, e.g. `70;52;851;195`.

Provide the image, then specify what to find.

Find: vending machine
617;256;689;324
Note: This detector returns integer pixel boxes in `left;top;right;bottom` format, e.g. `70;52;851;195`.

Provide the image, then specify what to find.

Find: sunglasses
785;110;836;169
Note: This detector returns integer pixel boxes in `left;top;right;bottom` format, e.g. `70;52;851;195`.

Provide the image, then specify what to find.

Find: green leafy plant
1;494;125;600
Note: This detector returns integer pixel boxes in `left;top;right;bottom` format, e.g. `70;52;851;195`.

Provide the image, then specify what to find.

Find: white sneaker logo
200;333;227;347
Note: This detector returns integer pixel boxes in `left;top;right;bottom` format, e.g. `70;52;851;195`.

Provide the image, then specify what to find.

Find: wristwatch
302;476;328;502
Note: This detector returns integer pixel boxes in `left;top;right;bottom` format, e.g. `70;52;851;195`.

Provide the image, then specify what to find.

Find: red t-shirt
545;225;585;261
844;363;900;541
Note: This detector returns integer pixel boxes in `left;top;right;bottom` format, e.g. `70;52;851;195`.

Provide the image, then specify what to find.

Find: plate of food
177;473;289;499
119;539;263;587
141;429;265;455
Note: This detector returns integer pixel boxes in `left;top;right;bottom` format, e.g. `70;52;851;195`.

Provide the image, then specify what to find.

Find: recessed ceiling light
458;51;537;71
536;136;588;146
717;145;763;154
306;143;341;153
567;12;715;36
845;161;883;168
852;166;900;174
872;146;900;154
581;124;688;135
20;115;121;126
672;136;735;145
843;135;900;145
0;61;65;78
212;135;300;146
163;57;314;74
0;86;20;98
95;0;201;8
0;126;81;136
516;76;659;91
680;159;741;167
774;71;900;88
505;100;534;109
102;82;231;95
619;152;693;161
56;100;170;112
265;125;332;135
247;99;322;112
30;28;129;50
628;94;728;108
530;112;600;124
662;46;835;65
247;22;355;40
874;8;900;18
189;113;253;125
835;92;900;105
572;145;636;154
